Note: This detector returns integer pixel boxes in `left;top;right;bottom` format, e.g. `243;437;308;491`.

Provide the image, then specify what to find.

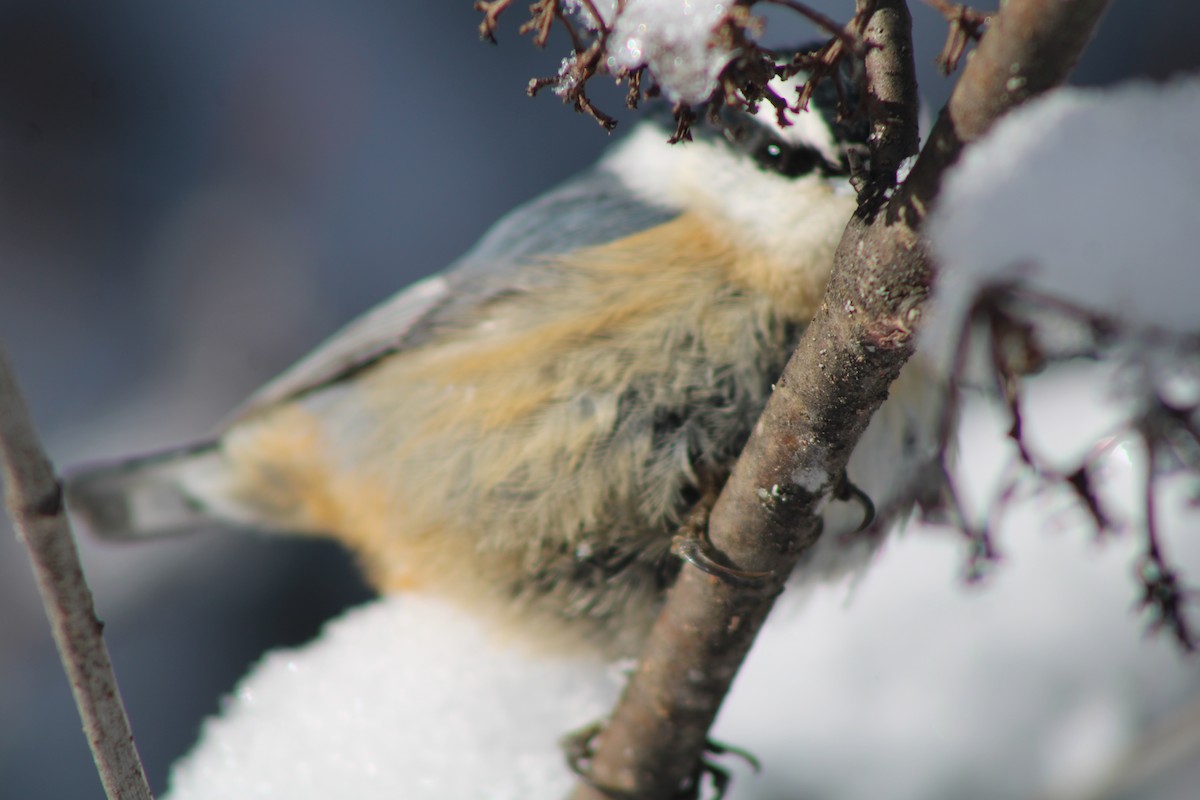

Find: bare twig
523;1;620;130
934;282;1197;649
571;0;1112;797
792;37;850;114
0;346;153;800
922;0;991;74
1136;403;1198;650
521;0;561;47
751;0;863;52
474;0;513;43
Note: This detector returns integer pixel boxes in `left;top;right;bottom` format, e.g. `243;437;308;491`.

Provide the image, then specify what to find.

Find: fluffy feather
66;100;941;657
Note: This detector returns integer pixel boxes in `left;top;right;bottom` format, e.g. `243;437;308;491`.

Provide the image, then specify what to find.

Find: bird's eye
752;136;822;178
719;115;835;179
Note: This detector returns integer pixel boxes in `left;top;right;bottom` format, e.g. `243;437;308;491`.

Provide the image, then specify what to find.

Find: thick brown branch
571;0;1111;797
0;346;153;800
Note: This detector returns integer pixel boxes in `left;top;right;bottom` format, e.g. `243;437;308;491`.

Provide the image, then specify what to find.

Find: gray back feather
235;150;678;420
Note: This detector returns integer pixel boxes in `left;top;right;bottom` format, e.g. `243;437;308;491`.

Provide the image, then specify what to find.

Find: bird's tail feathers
65;441;230;541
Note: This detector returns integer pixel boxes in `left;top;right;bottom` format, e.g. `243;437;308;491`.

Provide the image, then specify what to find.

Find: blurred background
0;1;1196;797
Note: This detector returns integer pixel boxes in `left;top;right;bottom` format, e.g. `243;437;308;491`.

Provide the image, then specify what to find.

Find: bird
65;68;943;660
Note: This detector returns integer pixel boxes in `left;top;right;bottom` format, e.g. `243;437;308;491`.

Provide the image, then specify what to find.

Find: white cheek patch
751;75;841;166
602;121;854;269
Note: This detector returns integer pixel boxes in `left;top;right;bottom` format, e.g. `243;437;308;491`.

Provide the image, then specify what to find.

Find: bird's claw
671;534;774;587
561;721;760;800
685;737;761;800
833;471;876;533
560;721;637;799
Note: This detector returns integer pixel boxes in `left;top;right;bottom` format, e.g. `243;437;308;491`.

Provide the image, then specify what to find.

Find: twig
903;0;1110;207
0;345;153;800
751;0;863;53
520;0;561;47
570;0;1112;797
938;282;1197;649
474;0;513;43
1136;404;1197;650
922;0;991;74
792;38;850;115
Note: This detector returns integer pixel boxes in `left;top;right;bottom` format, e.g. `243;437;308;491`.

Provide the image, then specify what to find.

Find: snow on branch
924;78;1200;649
475;0;889;137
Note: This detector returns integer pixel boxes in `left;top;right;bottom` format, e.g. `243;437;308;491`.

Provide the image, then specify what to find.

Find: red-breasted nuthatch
66;74;942;658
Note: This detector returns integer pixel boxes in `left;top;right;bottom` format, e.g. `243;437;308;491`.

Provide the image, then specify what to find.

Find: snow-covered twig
933;284;1198;649
0;346;153;800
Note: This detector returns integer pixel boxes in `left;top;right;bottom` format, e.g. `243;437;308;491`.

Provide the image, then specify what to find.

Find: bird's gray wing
232;162;679;420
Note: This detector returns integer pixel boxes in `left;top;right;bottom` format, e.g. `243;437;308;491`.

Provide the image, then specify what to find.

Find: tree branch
571;1;1111;797
859;0;922;192
903;0;1110;210
0;346;153;800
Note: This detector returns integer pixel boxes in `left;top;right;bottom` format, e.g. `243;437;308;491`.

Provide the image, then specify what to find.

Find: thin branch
571;0;1112;797
474;0;513;43
934;282;1196;648
1136;404;1197;650
751;0;863;52
0;345;153;800
922;0;991;74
